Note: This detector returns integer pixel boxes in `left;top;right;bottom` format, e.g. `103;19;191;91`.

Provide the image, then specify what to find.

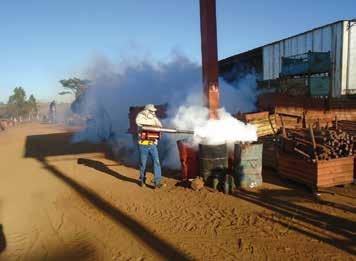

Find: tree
0;102;6;118
7;87;27;118
59;77;90;98
27;94;38;118
6;87;38;119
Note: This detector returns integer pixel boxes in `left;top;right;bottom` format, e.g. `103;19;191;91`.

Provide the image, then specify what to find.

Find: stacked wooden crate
277;150;354;189
305;109;356;126
275;106;356;128
274;110;303;129
241;111;276;137
259;135;277;169
277;127;354;190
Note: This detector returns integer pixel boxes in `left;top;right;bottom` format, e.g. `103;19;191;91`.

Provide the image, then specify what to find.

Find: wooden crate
263;145;277;169
259;135;277;170
277;150;354;190
235;111;276;137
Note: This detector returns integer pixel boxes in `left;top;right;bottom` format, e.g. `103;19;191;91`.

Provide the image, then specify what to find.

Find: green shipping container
310;76;329;96
280;51;331;77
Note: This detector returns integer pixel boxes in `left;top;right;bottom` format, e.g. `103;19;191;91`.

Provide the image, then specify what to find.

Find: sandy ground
0;123;355;261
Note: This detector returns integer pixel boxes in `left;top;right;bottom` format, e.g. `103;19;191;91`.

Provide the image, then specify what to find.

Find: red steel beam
200;0;220;119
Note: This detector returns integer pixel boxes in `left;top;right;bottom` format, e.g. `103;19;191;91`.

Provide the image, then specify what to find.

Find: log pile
278;127;354;161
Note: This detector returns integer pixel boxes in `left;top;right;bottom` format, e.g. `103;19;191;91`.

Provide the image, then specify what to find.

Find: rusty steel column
200;0;220;119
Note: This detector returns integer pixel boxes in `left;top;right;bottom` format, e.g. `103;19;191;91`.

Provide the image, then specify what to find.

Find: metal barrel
199;143;228;186
177;139;199;180
234;143;263;189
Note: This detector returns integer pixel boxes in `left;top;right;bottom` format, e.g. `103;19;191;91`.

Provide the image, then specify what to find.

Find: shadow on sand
234;188;356;256
30;239;96;261
24;132;190;260
77;158;138;184
0;224;6;254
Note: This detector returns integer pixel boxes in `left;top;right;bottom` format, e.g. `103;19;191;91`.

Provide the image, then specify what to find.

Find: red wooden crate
277;150;354;190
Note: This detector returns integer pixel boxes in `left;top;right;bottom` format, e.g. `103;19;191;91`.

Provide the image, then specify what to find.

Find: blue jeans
138;144;162;185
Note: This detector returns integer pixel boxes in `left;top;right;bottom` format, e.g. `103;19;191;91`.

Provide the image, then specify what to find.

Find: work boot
154;183;166;189
139;180;146;187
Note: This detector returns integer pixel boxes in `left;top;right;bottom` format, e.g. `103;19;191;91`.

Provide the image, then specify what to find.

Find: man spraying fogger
135;104;165;189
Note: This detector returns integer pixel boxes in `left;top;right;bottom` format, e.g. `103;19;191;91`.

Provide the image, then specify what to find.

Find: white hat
144;104;157;112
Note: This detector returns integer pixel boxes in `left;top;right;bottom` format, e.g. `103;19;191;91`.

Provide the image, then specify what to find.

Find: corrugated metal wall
347;21;356;91
263;21;344;97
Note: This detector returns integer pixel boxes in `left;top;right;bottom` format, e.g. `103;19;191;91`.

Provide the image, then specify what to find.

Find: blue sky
0;0;355;102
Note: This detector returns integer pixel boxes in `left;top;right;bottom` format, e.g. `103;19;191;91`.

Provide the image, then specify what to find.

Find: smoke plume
72;54;257;169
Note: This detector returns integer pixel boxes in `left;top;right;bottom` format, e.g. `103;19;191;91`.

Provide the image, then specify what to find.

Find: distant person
49;100;56;123
135;104;165;189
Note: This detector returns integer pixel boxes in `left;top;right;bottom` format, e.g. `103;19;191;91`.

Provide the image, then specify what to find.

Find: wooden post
309;125;318;161
278;114;287;137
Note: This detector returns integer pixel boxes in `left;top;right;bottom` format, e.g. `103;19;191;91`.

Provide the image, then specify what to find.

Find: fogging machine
138;125;194;141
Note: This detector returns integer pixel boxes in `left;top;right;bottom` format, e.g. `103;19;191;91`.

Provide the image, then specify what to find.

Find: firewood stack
278;127;354;162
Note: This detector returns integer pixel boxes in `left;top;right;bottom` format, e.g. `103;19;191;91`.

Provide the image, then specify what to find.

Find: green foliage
6;87;38;118
7;87;27;117
59;77;90;98
27;94;38;114
0;103;6;118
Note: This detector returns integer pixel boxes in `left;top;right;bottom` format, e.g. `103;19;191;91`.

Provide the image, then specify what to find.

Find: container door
348;21;356;91
347;22;356;93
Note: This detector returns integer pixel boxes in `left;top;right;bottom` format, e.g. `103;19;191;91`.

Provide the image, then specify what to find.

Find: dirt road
0;123;355;260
